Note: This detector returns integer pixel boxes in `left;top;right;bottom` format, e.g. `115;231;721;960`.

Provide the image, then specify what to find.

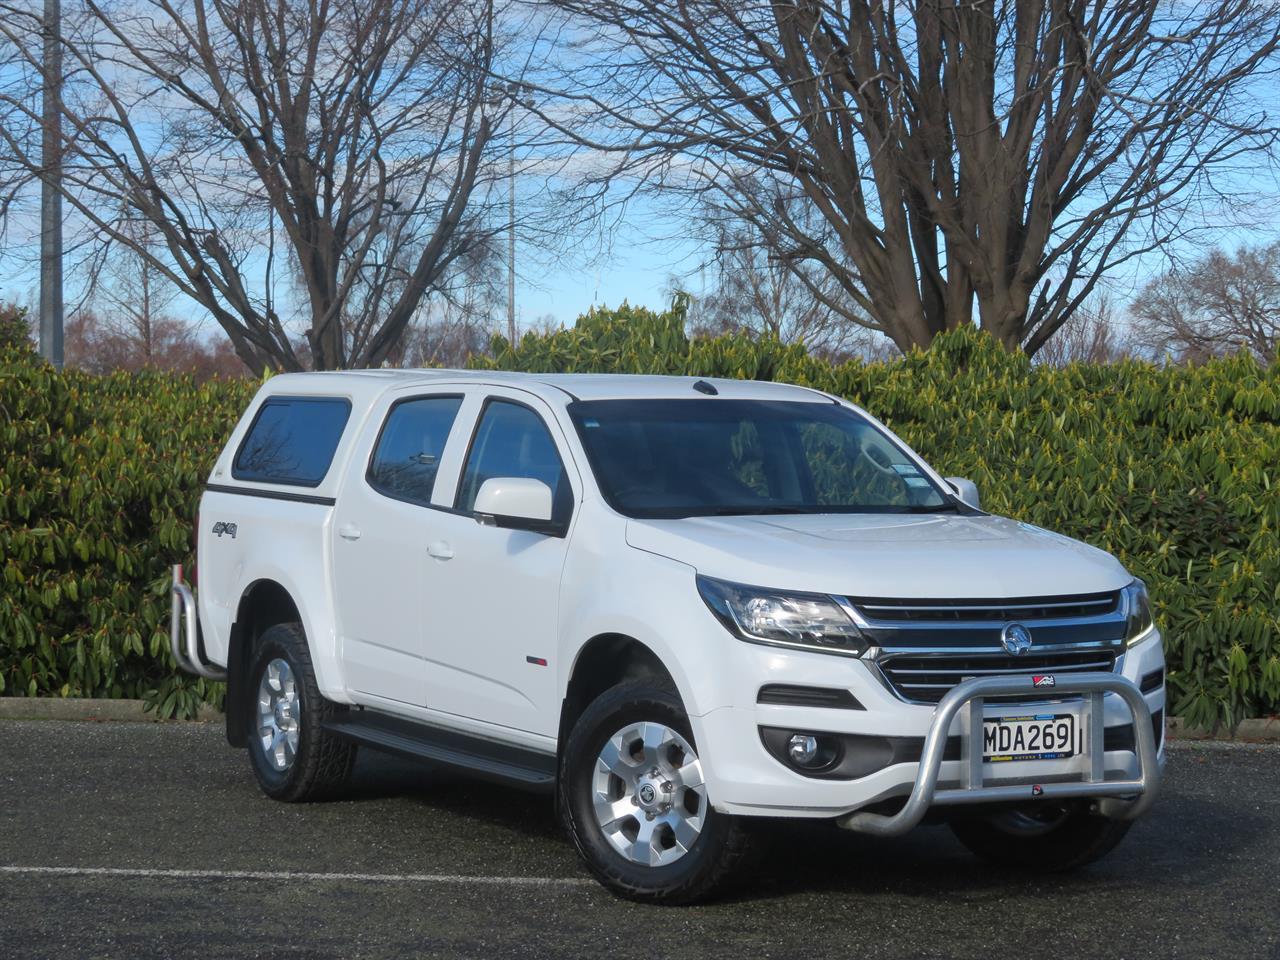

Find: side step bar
323;710;557;794
840;672;1160;837
170;564;226;681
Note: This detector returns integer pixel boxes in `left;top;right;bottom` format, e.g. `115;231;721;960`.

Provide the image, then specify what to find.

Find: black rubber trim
1140;668;1165;694
1104;709;1164;753
756;684;864;710
205;483;336;506
323;710;556;792
759;726;962;781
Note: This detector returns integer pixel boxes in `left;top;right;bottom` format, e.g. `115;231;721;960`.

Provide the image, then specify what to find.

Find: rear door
421;388;578;736
331;388;469;706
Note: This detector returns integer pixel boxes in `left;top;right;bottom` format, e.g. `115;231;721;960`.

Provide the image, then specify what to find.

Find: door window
367;396;464;505
456;400;572;522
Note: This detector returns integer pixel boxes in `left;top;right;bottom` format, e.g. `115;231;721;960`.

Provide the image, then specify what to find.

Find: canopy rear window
233;396;351;487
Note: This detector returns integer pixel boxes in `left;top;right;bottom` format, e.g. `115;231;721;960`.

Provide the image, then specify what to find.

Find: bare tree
398;238;503;366
542;0;1280;355
1131;241;1280;363
82;220;180;365
64;309;248;378
1033;295;1129;366
0;0;531;373
677;198;873;354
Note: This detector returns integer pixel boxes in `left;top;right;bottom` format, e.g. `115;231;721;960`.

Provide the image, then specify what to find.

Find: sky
0;204;704;338
4;171;1277;347
516;204;706;327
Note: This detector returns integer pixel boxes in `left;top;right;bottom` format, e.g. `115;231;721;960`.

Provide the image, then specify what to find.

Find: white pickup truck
172;370;1164;903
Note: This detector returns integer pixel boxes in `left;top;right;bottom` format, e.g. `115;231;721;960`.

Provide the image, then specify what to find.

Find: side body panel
330;386;473;706
197;490;343;695
418;386;583;738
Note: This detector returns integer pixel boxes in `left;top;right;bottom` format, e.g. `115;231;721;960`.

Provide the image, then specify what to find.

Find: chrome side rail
840;672;1160;837
170;564;226;680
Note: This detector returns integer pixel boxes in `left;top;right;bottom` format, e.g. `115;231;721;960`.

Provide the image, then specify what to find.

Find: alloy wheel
591;721;706;866
256;657;301;772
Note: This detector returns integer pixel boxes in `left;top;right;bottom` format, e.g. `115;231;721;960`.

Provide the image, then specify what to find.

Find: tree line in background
19;232;1280;379
1;1;1278;370
4;308;1276;727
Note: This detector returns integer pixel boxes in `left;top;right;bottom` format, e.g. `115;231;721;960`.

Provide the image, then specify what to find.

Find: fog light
788;734;820;766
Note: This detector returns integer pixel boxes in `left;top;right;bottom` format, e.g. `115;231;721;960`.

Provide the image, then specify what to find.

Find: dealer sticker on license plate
982;713;1076;763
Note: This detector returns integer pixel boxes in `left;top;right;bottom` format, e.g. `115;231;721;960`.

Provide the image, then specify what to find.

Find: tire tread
247;622;356;802
558;678;754;904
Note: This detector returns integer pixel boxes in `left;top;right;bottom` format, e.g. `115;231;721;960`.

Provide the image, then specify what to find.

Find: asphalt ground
0;720;1276;960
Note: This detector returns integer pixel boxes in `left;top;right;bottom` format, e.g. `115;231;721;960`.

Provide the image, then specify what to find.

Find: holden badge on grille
1000;622;1033;656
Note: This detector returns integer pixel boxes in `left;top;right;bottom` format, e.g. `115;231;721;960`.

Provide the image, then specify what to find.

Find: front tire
950;802;1133;872
558;679;752;904
246;622;356;802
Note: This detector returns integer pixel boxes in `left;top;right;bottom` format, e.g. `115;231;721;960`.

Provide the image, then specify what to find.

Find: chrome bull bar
840;672;1160;837
170;564;226;680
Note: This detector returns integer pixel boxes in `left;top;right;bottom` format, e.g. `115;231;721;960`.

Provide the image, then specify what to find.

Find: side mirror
473;477;563;535
945;477;980;511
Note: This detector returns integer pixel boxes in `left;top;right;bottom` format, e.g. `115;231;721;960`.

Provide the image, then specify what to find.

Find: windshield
568;399;953;519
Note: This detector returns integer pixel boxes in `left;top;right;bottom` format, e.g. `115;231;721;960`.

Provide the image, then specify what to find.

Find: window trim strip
205;483;336;506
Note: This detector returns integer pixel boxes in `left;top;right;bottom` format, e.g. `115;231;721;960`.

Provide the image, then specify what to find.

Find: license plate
982;713;1076;763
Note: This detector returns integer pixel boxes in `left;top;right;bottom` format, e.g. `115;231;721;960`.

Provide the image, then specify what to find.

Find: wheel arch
224;579;303;747
558;633;678;751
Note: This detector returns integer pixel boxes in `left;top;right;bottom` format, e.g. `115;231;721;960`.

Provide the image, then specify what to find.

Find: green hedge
0;314;255;717
475;300;1280;729
2;302;1278;728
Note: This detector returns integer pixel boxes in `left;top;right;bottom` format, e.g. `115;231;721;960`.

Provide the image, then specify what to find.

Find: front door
423;391;577;736
332;390;468;705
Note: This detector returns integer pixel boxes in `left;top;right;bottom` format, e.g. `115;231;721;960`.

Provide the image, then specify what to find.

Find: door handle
427;540;454;561
338;522;362;541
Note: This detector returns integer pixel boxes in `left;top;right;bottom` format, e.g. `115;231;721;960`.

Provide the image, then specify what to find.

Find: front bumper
838;672;1159;836
690;629;1165;821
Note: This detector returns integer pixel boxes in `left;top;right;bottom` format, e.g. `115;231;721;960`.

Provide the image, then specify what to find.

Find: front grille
852;592;1120;623
877;649;1119;704
852;591;1128;702
848;590;1127;652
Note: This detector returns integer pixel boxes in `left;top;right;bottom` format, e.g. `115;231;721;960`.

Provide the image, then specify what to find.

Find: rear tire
558;679;753;904
950;802;1133;872
246;622;356;802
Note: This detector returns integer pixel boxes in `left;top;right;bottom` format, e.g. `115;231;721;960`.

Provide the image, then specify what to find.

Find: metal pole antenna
39;0;64;368
506;91;516;349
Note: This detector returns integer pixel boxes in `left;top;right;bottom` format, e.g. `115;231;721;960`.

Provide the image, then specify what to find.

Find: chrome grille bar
849;591;1122;627
887;659;1115;676
880;652;1120;703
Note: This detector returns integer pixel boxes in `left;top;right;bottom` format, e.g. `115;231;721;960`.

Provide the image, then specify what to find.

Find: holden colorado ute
171;370;1164;903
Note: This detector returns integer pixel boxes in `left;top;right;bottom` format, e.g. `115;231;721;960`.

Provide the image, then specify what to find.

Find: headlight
696;575;867;656
1122;579;1155;646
